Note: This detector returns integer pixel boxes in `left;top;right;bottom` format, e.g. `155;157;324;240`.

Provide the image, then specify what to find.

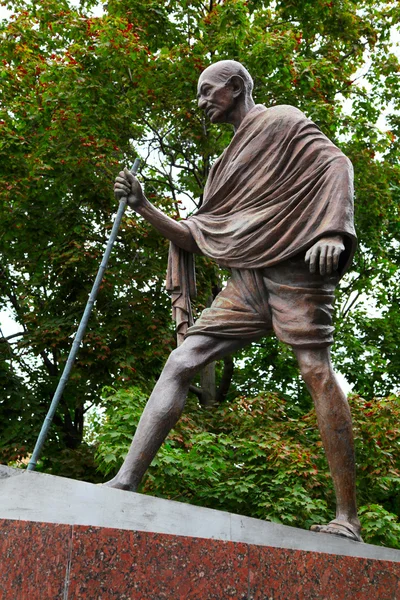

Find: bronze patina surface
111;60;361;543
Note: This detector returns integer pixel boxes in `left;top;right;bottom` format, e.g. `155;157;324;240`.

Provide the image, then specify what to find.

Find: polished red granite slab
249;545;400;600
1;518;399;599
0;519;72;600
67;526;249;599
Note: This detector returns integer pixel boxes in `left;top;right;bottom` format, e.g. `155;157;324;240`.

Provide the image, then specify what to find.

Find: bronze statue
110;60;362;543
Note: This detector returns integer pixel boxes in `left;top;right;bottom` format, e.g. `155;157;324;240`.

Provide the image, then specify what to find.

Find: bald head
197;60;255;130
198;60;254;97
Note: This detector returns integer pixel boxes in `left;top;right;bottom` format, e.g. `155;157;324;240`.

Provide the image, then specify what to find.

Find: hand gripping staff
27;158;141;471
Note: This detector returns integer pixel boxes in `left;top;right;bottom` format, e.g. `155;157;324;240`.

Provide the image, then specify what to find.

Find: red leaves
121;22;133;34
294;32;303;49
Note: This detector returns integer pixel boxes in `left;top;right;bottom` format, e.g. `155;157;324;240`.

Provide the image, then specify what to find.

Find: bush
96;387;400;548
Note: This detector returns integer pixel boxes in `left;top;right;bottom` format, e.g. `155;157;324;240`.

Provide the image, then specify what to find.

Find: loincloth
186;254;340;348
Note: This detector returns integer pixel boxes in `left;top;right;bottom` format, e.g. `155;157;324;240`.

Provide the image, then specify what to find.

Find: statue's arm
305;235;345;276
114;169;200;254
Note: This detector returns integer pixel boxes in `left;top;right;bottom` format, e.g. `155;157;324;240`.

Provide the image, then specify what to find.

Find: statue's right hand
114;168;146;210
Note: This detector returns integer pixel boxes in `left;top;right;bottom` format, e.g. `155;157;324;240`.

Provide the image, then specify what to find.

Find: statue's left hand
305;235;345;276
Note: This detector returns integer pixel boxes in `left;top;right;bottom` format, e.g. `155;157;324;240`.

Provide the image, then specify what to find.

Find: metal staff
27;158;140;471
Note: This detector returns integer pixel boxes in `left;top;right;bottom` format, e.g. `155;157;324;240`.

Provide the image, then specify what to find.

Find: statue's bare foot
103;475;138;492
311;519;363;543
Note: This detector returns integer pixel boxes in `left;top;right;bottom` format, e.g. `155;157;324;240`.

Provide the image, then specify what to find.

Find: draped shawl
167;104;357;342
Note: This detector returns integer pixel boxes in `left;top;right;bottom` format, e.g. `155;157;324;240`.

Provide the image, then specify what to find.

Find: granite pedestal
0;466;399;599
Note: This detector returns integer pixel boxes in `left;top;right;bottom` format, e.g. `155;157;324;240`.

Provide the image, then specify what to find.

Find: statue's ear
226;75;245;98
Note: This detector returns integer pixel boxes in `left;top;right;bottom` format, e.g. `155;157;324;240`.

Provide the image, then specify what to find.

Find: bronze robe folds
167;104;357;344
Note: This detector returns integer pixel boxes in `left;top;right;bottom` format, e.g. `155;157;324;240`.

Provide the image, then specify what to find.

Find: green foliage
96;386;400;548
37;443;104;483
351;394;400;518
359;504;400;549
0;0;179;459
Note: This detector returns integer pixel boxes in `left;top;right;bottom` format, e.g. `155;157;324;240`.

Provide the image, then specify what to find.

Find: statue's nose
198;97;207;110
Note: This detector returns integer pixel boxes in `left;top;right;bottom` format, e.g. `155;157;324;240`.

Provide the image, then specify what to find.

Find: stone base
0;466;399;599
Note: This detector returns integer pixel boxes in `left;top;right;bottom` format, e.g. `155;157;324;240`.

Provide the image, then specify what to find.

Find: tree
0;0;399;492
0;0;179;466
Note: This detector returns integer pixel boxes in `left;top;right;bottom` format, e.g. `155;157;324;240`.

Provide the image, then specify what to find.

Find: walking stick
27;158;140;471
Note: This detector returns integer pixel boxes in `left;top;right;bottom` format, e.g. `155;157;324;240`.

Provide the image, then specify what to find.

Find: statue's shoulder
264;104;309;124
244;105;308;133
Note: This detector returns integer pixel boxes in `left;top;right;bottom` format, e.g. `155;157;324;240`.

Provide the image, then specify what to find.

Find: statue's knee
297;350;333;388
155;395;183;422
165;346;201;381
301;365;327;389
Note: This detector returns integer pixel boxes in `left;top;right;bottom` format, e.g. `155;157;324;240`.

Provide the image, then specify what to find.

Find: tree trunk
197;290;235;407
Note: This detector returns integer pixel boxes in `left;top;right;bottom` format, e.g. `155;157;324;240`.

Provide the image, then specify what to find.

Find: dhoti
186;254;340;348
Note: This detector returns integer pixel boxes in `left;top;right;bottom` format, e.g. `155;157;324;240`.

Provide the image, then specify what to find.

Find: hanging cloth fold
183;104;357;272
166;242;197;346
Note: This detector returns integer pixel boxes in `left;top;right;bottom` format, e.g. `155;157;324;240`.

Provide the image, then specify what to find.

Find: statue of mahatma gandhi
110;60;362;542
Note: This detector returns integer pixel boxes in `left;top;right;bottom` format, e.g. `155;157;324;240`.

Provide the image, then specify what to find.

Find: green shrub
96;387;400;548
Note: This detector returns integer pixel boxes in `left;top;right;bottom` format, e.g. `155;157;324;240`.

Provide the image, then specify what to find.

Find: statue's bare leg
105;334;245;492
293;346;362;542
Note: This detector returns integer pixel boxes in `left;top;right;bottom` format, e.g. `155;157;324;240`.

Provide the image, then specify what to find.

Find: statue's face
197;68;236;124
